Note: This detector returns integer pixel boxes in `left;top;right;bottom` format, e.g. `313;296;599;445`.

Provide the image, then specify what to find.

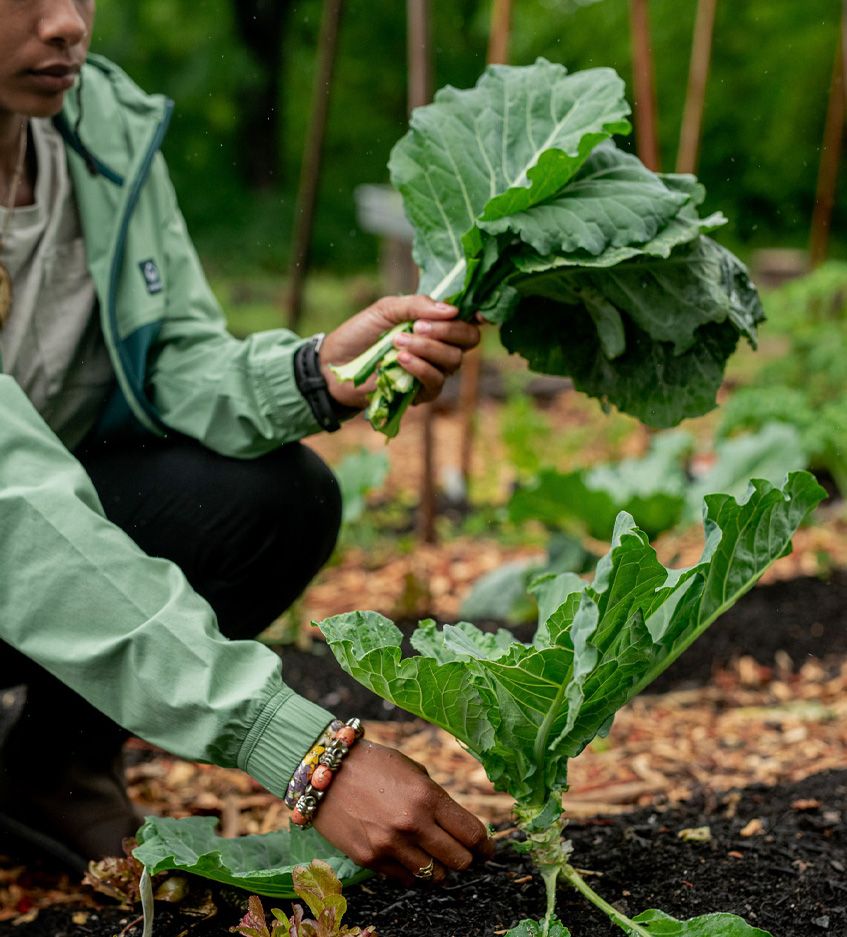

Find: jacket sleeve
0;375;333;794
144;159;323;458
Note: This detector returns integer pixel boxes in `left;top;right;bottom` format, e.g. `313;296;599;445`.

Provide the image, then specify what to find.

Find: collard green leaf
458;557;544;625
343;62;760;437
133;817;369;898
632;908;773;936
512;237;761;356
509;431;691;540
333;449;390;526
389;59;631;298
479;144;689;258
684;422;808;520
319;473;824;806
501;299;741;429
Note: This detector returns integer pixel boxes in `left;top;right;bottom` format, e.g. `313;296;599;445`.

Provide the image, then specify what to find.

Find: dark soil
281;571;847;721
5;770;845;937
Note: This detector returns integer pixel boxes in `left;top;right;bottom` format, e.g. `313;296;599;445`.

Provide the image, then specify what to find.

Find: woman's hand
311;740;493;885
319;295;481;411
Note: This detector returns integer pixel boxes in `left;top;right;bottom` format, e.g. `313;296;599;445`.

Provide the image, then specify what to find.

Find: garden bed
3;564;845;935
4;769;844;937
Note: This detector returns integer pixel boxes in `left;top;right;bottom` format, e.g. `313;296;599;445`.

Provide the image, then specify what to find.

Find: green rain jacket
0;56;335;798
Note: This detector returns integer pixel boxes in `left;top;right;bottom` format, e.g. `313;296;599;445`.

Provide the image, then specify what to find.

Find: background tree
91;0;842;274
231;0;295;188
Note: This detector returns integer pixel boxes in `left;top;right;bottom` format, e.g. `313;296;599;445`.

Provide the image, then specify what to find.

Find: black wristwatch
293;333;342;433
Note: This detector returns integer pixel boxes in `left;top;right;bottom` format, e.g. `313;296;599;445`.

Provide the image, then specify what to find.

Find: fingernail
413;320;432;334
397;351;412;365
394;332;411;346
433;302;456;313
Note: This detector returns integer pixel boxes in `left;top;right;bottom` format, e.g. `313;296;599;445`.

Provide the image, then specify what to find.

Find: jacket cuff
258;335;323;441
238;689;336;797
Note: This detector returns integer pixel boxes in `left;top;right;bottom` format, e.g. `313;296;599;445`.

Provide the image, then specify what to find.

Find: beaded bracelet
286;717;364;828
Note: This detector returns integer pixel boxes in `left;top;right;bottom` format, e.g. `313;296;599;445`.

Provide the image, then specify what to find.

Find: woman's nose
37;0;89;49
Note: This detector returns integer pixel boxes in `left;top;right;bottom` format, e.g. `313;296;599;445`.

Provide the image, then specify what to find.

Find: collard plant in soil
333;59;763;437
319;472;825;936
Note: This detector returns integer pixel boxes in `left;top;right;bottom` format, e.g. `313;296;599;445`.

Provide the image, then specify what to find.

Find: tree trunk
232;0;293;189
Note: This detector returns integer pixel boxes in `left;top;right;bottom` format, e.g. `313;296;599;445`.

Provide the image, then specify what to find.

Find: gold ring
414;858;435;880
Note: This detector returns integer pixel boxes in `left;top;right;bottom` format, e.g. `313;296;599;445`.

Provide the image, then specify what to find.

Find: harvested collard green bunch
333;59;762;436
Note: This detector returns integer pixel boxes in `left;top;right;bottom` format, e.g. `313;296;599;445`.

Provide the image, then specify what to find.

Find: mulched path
4;769;844;937
281;571;847;721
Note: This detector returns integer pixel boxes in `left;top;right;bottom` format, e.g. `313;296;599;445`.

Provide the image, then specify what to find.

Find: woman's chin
3;89;71;121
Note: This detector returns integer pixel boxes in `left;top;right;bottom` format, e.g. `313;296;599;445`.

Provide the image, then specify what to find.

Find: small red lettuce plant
232;860;376;937
319;473;824;936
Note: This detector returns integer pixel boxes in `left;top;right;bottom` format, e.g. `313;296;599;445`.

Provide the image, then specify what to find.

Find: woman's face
0;0;95;119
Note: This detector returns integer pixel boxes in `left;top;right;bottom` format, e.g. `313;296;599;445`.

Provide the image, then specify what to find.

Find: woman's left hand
319;295;481;411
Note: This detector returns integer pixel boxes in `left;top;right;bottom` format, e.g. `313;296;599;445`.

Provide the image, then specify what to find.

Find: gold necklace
0;121;29;328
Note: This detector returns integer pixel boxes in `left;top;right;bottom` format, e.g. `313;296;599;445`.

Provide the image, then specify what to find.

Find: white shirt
0;118;114;450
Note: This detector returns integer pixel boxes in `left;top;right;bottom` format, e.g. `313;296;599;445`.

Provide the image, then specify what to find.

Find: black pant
0;435;341;758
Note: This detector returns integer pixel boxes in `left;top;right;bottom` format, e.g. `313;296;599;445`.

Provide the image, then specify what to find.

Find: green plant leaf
389;59;631;298
632;908;773;935
319;473;824;806
232;895;273;937
333;449;390;525
133;817;369;898
479;144;688;258
684;422;809;520
292;860;347;928
491;229;757;427
340;62;759;437
509;432;692;540
504;918;571;937
501;300;741;430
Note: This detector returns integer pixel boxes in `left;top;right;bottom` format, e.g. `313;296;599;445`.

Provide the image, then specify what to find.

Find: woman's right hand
311;740;494;885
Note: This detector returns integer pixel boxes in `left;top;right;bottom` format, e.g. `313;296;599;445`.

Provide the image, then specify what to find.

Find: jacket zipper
103;98;174;435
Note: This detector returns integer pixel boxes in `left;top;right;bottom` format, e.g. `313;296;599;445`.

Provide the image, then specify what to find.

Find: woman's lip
26;70;77;92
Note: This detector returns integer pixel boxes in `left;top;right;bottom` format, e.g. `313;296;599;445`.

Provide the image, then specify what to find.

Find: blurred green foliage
91;0;841;275
719;262;847;495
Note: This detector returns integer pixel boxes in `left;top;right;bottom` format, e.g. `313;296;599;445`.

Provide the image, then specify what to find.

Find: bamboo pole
629;0;661;171
287;0;345;329
457;0;513;490
407;0;438;544
810;16;846;269
676;0;717;174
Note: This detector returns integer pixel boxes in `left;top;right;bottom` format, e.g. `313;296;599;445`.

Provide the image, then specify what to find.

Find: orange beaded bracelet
288;717;364;828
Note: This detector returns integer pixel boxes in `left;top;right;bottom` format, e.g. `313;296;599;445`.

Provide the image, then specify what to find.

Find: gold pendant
0;262;11;327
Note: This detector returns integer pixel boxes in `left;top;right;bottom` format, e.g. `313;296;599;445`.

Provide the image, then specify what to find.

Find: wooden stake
457;0;513;489
407;0;438;544
676;0;717;174
287;0;344;329
810;18;846;269
629;0;661;171
487;0;512;67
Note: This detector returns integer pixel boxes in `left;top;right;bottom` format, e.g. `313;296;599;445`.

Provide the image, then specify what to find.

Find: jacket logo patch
139;259;164;295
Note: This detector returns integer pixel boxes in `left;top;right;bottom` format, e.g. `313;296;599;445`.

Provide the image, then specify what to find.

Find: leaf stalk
560;865;653;937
